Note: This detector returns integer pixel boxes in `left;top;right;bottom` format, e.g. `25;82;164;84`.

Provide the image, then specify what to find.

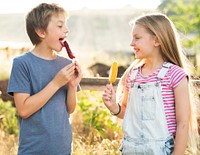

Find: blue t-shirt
8;52;80;155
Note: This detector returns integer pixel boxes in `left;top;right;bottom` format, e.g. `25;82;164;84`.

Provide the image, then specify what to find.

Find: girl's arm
116;88;128;119
102;85;128;119
173;77;190;155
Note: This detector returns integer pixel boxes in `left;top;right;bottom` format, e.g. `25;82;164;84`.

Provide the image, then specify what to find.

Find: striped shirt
126;62;188;135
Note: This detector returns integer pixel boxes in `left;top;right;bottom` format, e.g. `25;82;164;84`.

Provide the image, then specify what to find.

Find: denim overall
121;63;174;155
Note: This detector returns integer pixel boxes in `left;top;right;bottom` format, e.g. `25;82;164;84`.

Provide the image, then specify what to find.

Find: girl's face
44;13;68;52
130;24;158;59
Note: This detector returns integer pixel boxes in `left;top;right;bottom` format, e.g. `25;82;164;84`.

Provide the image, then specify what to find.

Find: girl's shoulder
166;63;188;89
167;63;187;77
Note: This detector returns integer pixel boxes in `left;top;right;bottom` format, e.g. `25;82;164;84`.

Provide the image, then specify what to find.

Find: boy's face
43;13;68;52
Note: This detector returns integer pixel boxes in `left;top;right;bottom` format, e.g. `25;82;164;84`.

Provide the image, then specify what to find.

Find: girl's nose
130;40;136;47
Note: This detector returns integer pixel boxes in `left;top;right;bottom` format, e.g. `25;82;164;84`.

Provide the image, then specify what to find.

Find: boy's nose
64;25;69;33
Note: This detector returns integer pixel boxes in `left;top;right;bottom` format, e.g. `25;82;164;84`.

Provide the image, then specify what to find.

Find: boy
7;3;82;155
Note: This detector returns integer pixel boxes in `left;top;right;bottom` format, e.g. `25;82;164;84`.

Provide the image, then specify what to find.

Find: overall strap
130;68;139;81
157;62;173;79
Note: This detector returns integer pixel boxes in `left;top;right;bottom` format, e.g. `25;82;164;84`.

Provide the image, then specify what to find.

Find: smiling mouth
134;48;139;53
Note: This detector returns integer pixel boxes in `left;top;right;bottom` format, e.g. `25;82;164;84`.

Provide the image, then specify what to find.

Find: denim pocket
121;138;147;155
142;96;156;120
120;138;137;155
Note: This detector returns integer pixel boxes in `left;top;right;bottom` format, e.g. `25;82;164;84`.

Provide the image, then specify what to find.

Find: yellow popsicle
109;61;118;83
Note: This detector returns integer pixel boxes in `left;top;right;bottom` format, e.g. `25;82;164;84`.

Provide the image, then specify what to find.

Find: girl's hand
68;61;82;87
102;84;119;114
52;63;75;88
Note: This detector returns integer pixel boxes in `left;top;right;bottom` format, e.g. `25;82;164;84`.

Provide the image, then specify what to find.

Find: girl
102;13;199;155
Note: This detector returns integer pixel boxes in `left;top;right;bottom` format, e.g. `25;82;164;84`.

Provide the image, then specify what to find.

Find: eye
135;36;140;40
133;34;140;40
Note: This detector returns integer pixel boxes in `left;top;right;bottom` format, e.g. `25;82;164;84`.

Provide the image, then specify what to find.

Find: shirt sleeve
169;65;188;89
77;84;81;92
7;57;31;96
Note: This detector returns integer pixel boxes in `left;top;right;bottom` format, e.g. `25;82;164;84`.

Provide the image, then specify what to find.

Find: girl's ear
154;36;160;47
35;28;46;39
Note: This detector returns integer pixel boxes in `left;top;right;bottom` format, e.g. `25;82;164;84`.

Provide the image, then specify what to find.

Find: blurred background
0;0;199;154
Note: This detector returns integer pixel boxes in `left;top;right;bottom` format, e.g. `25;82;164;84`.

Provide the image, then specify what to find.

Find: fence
81;77;200;91
0;78;200;102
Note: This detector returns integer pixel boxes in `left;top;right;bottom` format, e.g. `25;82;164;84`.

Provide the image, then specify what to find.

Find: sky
0;0;161;14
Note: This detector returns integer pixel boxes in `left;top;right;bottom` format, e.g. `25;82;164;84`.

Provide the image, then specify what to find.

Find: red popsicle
63;41;75;59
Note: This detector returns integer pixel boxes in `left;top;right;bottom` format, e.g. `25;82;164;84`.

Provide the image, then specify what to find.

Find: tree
158;0;200;48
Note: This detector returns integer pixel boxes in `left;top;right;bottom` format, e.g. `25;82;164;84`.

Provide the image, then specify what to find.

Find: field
0;91;123;155
0;48;200;155
1;90;200;155
0;48;126;155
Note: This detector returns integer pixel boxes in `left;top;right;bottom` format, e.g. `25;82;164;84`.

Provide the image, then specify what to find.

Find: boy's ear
35;28;46;38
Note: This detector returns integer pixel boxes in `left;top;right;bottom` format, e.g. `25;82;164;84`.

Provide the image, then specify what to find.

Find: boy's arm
14;63;75;119
173;77;190;155
66;85;77;114
66;61;82;114
14;81;60;119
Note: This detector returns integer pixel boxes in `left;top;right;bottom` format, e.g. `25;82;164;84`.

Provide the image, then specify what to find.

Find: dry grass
0;112;123;155
72;131;122;155
72;113;123;154
0;122;123;155
0;130;18;155
1;125;199;155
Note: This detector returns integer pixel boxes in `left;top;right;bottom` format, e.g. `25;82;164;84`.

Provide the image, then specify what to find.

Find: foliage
72;90;123;154
0;99;18;135
0;89;200;154
74;90;122;141
158;0;200;48
0;90;123;154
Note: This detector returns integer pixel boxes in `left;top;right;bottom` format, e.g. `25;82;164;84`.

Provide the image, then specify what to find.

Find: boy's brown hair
26;3;66;45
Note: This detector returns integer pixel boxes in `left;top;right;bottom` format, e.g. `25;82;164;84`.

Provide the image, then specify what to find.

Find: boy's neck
31;46;56;60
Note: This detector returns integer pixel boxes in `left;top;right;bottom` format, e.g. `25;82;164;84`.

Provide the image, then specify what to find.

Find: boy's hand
52;63;75;88
68;61;82;87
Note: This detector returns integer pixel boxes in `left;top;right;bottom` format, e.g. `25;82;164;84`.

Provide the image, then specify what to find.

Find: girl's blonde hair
116;12;199;153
